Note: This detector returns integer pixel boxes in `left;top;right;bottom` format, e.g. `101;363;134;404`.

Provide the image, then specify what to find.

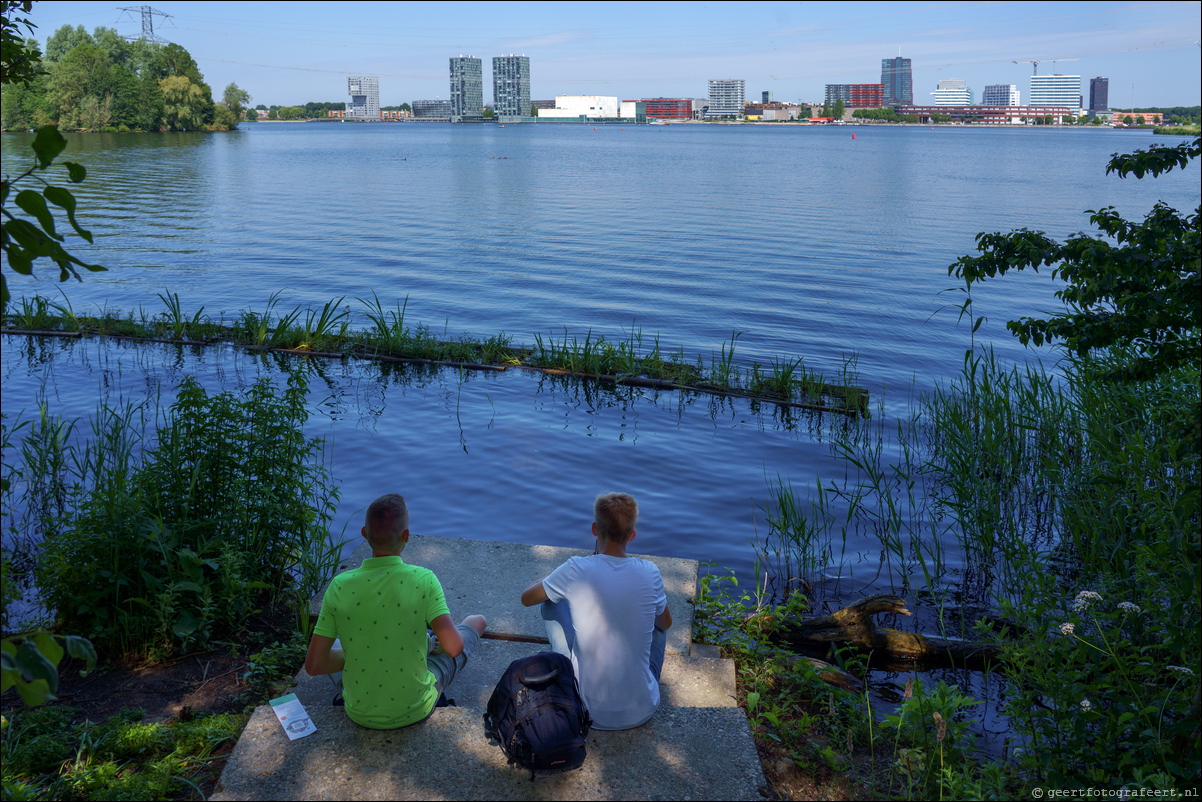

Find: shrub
33;370;343;655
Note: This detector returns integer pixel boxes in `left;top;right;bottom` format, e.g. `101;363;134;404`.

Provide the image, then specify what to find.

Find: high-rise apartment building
706;79;745;117
449;56;484;123
492;55;530;122
881;56;912;106
1029;74;1081;111
931;79;972;106
1089;77;1109;112
762;90;774;104
981;84;1019;106
347;76;380;119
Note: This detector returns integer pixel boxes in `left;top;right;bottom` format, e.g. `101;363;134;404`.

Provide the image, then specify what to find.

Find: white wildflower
1070;591;1103;613
1080;699;1092;712
1167;666;1194;676
1059;623;1075;636
1117;602;1140;615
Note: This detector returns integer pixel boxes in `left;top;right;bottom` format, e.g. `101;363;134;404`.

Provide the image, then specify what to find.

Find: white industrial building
981;84;1020;106
1029;74;1081;112
542;95;619;118
931;79;973;106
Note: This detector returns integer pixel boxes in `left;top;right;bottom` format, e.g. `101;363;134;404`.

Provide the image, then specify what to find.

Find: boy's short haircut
365;493;409;549
593;493;638;542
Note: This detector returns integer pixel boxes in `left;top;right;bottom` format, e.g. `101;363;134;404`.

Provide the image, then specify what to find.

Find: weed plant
14;370;344;656
1;704;245;800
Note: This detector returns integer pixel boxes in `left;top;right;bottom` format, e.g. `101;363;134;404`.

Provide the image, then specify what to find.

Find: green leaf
31;125;67;168
13;676;56;707
64;636;97;671
32;632;64;667
64;162;87;183
176;581;203;594
43;186;93;244
15;640;58;694
14;190;60;239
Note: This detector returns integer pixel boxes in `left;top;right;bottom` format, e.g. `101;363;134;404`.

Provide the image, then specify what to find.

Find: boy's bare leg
462;614;487;636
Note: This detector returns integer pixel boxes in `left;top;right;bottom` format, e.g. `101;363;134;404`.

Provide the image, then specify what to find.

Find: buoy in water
594;127;597;131
852;133;855;139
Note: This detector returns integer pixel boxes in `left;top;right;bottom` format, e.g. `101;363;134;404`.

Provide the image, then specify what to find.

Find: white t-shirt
542;554;668;730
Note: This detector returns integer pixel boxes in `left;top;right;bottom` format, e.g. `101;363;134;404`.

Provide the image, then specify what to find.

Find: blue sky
22;1;1202;108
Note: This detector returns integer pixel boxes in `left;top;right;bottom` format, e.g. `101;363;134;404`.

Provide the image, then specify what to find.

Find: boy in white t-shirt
520;493;672;730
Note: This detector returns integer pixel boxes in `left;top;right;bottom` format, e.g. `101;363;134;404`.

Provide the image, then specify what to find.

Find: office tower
347;76;380;119
931;79;972;106
881;56;912;106
706;79;745;117
762;90;773;104
1089;77;1109;111
450;56;484;122
1029;74;1081;110
492;55;530;122
982;84;1020;106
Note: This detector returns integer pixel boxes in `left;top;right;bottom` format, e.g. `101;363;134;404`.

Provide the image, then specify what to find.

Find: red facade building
848;84;884;107
629;98;693;119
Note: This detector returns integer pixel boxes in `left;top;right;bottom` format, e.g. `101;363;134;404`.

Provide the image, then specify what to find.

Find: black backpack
483;652;592;779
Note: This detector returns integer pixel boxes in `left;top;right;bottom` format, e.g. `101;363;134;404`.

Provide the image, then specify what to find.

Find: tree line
0;23;250;132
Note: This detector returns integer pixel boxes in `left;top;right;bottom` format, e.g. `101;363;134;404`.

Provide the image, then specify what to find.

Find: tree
949;137;1200;384
222;82;249;120
483;107;494;118
1;0;39;86
1123;114;1134;125
530;104;537;117
833;98;845;120
398;102;410;112
267;106;277;119
158;74;206;130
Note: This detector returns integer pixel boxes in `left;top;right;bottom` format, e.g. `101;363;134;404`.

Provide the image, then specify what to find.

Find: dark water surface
2;122;1197;588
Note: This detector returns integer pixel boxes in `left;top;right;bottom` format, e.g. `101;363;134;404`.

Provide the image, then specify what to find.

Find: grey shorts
330;624;479;722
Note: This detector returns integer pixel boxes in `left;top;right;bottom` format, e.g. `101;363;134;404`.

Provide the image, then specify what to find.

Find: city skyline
21;1;1202;108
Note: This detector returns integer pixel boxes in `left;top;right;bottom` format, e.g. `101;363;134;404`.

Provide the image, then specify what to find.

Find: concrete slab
212;704;766;801
313;536;699;655
289;639;736;712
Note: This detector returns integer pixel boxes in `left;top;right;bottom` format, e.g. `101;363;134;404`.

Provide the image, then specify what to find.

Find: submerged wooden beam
752;594;1004;670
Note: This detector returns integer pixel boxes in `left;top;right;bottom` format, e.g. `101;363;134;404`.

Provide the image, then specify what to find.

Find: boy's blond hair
594;493;638;542
365;493;409;549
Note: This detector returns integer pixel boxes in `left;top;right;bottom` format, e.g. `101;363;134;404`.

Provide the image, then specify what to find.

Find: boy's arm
430;614;465;658
304;635;345;676
520;579;549;607
655;604;673;631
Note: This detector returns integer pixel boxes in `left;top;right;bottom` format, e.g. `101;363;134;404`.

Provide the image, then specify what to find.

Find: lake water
2;122;1197;599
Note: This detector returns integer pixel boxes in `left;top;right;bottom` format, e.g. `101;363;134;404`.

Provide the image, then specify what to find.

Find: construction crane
1013;58;1080;75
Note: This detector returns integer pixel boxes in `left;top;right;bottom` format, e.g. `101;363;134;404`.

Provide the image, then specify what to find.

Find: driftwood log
751;594;1003;671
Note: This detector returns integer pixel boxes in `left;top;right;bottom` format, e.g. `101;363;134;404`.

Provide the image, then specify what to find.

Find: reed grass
746;341;1200;791
1;292;869;412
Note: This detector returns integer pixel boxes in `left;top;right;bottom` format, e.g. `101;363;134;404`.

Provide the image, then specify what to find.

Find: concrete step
289;638;736;712
211;703;765;801
317;536;699;655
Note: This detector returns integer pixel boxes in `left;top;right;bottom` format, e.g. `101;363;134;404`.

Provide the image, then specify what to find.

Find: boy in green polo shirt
304;493;487;729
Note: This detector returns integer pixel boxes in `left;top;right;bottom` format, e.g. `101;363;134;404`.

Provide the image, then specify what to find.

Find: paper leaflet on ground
269;693;317;740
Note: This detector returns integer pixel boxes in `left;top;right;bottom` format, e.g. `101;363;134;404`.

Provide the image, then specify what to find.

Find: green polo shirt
312;555;451;729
